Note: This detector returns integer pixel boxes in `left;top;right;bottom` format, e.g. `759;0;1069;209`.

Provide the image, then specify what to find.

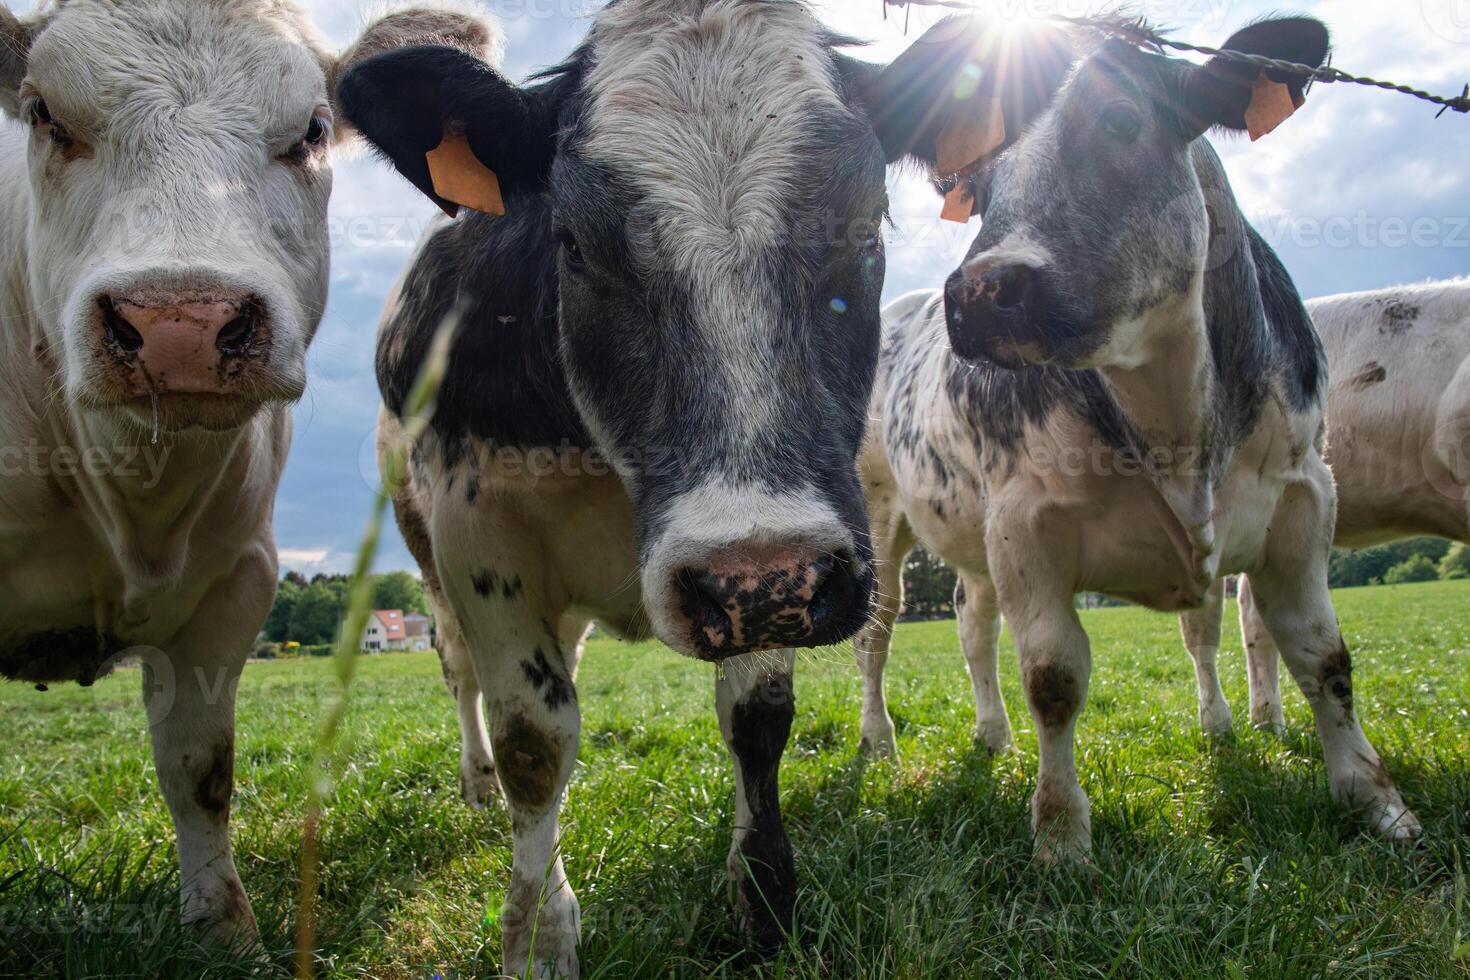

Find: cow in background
0;0;501;944
339;4;1073;974
857;16;1421;858
1181;281;1470;731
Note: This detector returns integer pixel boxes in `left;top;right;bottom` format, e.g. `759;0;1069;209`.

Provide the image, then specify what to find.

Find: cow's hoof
1249;706;1285;733
974;721;1013;755
1199;706;1234;738
1034;831;1093;866
461;759;500;808
858;718;897;758
183;880;258;949
503;877;580;980
1368;803;1423;845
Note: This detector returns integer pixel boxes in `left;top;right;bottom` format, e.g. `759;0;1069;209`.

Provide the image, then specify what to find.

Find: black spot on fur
194;736;234;820
1347;362;1387;391
1320;642;1353;715
471;570;497;598
1380;299;1419;335
520;647;575;711
492;714;563;810
1026;663;1080;729
0;630;124;686
502;575;523;599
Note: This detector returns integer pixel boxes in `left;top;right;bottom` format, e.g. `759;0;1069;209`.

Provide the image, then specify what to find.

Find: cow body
855;21;1419;858
1184;280;1470;730
0;0;499;944
340;4;1076;973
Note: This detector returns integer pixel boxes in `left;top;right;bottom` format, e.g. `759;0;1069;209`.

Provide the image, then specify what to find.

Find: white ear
1;3;44;118
332;2;503;95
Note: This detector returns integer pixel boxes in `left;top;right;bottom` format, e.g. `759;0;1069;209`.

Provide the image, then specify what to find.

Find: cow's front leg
717;650;797;949
1237;575;1285;731
1252;478;1421;842
994;543;1093;861
142;549;275;944
1178;577;1233;735
957;575;1013;753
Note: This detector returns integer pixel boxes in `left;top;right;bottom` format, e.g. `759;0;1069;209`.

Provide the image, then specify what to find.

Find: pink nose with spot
99;289;265;393
674;541;867;658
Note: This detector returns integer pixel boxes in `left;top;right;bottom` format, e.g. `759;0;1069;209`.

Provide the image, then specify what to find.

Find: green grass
3;580;1468;978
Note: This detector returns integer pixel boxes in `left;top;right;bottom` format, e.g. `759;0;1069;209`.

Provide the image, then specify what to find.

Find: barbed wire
881;0;1470;117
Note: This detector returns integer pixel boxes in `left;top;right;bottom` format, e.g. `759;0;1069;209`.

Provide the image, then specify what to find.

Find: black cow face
944;17;1329;371
340;8;1072;658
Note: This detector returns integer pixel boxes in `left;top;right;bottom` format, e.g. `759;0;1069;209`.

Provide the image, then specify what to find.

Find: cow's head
342;4;1072;658
0;0;500;434
944;17;1329;370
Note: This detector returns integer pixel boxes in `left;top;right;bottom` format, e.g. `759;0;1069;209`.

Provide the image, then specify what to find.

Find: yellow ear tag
936;93;1005;223
1244;71;1306;142
426;131;505;217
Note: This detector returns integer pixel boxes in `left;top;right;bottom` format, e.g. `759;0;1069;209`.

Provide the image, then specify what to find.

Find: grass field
2;580;1468;978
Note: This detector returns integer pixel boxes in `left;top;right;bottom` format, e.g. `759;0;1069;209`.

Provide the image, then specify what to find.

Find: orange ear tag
1244;71;1306;142
936;93;1005;223
426;131;506;217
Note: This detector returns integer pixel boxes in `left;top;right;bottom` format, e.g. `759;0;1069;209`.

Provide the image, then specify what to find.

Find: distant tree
1329;538;1452;588
373;571;428;615
1440;542;1470;581
283;570;309;589
1384;555;1440;585
289;581;348;645
901;549;959;620
264;578;302;642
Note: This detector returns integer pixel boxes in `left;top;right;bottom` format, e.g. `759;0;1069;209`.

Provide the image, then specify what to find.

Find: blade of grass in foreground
292;312;459;980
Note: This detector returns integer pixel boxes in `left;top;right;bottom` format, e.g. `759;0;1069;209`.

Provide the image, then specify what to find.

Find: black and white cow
338;3;1072;974
0;0;500;945
857;17;1422;859
1179;280;1470;731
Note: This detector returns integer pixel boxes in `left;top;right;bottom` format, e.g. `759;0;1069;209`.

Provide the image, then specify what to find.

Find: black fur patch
728;680;796;949
520;647;574;711
471;569;497;599
193;736;234;820
1026;663;1080;729
0;629;123;686
1347;362;1387;391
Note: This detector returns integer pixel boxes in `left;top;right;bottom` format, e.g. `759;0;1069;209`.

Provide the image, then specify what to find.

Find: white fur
0;0;501;943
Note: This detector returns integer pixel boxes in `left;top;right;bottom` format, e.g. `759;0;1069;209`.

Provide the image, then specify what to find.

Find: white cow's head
0;0;499;433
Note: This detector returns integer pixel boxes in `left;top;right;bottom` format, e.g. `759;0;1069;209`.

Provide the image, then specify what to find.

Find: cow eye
304;113;330;147
25;97;71;148
1101;102;1143;142
557;231;586;270
280;111;332;165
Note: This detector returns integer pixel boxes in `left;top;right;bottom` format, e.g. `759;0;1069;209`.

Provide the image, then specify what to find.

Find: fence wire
881;0;1470;117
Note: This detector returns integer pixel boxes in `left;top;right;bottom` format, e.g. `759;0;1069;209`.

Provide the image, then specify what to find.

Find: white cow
0;0;498;944
1181;280;1470;732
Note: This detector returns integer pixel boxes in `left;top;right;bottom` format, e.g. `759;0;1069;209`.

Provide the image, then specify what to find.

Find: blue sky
28;0;1468;574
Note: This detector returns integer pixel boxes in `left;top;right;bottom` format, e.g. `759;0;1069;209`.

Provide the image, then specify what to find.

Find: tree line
261;570;430;646
260;538;1465;644
898;538;1468;620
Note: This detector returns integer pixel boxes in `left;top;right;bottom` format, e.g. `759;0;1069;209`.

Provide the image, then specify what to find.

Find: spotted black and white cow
856;16;1422;859
337;3;1073;974
0;0;500;945
1178;280;1470;731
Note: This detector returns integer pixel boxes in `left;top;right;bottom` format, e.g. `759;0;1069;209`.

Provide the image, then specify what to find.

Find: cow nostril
99;297;144;354
807;551;858;631
993;268;1033;311
676;567;733;643
216;298;263;355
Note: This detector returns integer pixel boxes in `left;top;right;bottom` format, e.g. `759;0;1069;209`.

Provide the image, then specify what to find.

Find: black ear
337;45;558;215
1179;16;1330;139
846;15;1075;169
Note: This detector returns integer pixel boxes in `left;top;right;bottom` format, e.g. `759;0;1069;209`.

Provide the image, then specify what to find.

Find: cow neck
60;408;266;591
1095;284;1219;572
